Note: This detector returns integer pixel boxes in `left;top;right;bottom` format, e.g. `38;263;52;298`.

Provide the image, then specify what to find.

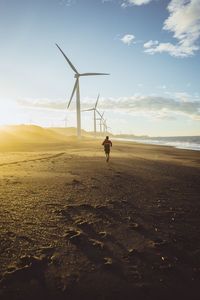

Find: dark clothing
102;139;112;153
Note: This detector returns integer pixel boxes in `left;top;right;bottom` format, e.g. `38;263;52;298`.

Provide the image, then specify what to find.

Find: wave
114;136;200;151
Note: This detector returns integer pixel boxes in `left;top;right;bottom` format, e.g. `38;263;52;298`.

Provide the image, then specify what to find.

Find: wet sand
0;139;200;299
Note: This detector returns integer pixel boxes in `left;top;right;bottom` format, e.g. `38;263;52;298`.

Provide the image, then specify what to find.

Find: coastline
112;137;200;152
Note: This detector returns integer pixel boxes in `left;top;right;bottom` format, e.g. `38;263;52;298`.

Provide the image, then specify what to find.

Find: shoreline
112;137;200;152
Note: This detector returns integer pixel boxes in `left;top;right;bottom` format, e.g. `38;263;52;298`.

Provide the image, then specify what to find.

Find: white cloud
17;95;200;121
120;34;135;45
144;0;200;57
122;0;153;6
98;96;200;119
17;98;67;110
144;40;159;48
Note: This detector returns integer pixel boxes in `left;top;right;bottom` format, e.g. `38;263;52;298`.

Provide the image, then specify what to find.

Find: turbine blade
95;94;100;109
81;108;94;112
67;79;78;109
80;73;110;76
96;110;102;118
55;43;79;74
101;112;105;119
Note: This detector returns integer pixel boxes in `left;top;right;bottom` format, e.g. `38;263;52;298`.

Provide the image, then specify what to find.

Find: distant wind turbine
82;94;100;137
55;44;110;137
103;119;110;134
96;111;104;134
63;115;67;128
103;119;107;133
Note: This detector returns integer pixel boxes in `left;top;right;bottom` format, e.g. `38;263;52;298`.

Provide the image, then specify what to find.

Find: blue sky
0;0;200;136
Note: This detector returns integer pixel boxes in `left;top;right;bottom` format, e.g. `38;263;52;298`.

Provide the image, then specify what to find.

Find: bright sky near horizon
0;0;200;136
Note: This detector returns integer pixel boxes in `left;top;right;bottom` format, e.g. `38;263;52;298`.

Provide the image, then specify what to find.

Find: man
102;136;112;162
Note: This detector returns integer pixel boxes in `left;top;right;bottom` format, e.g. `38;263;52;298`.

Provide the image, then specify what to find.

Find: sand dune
0;129;200;299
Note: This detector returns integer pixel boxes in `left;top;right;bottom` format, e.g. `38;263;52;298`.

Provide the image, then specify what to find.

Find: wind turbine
95;110;104;134
103;119;107;133
55;44;109;138
82;94;100;137
63;115;67;128
103;119;110;134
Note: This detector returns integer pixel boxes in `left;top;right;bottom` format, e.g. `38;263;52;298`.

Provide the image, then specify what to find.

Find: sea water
114;136;200;152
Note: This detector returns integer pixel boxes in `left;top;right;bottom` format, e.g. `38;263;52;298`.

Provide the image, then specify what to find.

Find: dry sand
0;136;200;300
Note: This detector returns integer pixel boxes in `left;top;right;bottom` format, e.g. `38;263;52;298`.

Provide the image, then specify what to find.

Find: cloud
17;95;200;121
144;40;159;48
144;0;200;57
98;95;200;120
120;34;135;45
121;0;153;7
17;98;67;110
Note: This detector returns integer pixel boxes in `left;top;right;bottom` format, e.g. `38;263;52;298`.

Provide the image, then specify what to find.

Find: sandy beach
0;136;200;299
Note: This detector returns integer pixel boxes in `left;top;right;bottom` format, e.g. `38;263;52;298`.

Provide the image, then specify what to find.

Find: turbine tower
56;44;109;137
82;94;100;137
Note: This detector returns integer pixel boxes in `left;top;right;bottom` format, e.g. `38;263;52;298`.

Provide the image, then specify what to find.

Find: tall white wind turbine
56;44;109;137
82;94;100;137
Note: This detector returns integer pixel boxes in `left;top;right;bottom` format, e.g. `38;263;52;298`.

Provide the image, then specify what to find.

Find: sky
0;0;200;136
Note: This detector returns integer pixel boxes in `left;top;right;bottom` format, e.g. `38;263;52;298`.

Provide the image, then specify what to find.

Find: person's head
106;136;109;140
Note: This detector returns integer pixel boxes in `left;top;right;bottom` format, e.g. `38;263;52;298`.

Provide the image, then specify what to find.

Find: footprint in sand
0;255;49;286
64;228;83;241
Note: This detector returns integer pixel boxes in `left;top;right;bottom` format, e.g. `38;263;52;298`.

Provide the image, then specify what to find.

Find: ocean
115;136;200;152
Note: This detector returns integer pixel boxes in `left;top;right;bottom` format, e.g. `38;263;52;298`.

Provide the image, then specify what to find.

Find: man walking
102;136;112;162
